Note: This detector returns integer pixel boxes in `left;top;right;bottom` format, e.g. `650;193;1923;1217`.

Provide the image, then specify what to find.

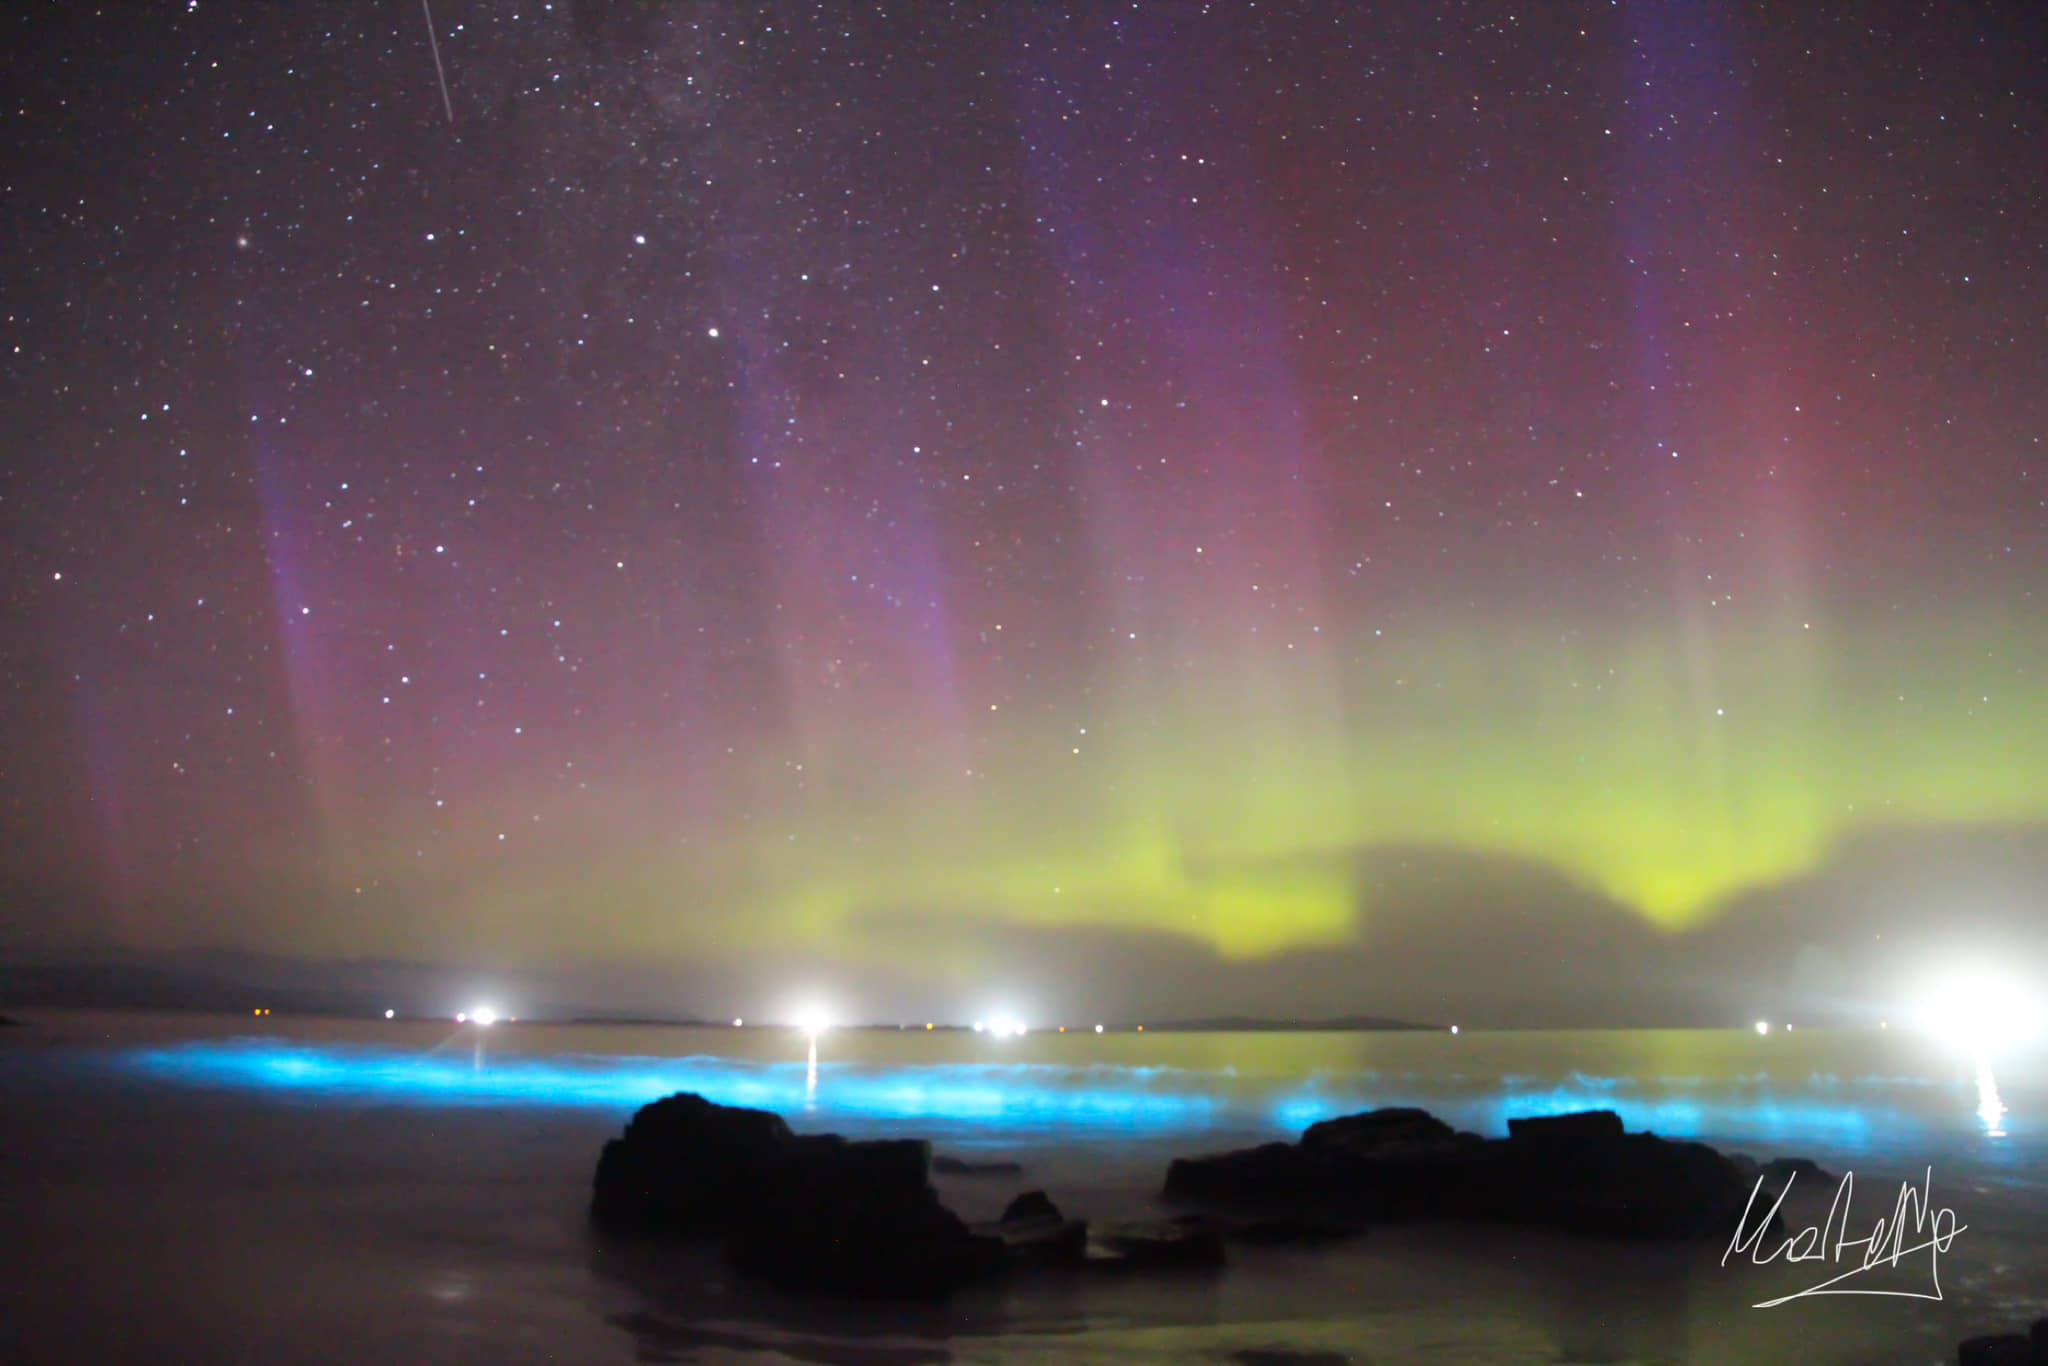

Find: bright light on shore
795;1006;831;1038
383;1009;395;1020
1094;1024;1104;1034
1915;969;2044;1050
988;1015;1026;1038
1754;1020;1770;1036
470;1005;499;1027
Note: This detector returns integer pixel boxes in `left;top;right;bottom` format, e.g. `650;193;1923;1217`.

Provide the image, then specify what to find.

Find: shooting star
422;0;455;125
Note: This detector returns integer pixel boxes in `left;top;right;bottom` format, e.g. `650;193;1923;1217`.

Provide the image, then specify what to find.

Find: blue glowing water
104;1019;2035;1167
121;1038;1228;1133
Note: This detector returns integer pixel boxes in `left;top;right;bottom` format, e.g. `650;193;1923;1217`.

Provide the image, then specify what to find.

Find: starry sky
3;1;2044;1021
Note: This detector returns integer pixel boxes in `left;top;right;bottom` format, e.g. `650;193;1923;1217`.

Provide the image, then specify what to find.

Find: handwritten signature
1722;1167;1967;1307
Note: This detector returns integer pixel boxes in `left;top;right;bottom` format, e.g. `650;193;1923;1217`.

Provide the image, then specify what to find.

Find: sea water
1;1011;2042;1363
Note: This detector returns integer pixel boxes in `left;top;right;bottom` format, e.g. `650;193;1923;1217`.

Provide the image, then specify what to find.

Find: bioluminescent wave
110;1038;1978;1157
120;1040;1224;1136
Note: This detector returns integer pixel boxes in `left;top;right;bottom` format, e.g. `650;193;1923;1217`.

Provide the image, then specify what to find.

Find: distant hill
0;953;438;1019
0;960;298;1014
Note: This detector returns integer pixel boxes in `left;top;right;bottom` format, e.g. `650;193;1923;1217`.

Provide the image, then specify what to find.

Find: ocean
1;1011;2042;1363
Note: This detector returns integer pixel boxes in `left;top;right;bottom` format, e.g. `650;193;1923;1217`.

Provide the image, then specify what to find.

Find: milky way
4;3;2043;1014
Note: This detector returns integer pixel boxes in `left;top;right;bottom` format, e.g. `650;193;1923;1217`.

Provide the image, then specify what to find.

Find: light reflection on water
1975;1057;2008;1137
108;1030;2034;1162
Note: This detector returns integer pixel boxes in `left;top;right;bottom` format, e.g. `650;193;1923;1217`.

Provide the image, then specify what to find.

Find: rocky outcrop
725;1174;1004;1299
1506;1109;1622;1143
971;1191;1225;1272
591;1093;802;1234
590;1092;1002;1298
976;1189;1088;1269
589;1093;1230;1297
1954;1317;2048;1365
1304;1105;1459;1152
1166;1106;1769;1240
1001;1190;1062;1223
1957;1333;2034;1366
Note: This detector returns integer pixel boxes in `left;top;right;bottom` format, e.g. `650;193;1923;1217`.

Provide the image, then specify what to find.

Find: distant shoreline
0;1002;1863;1034
558;1015;1440;1033
0;1003;1438;1032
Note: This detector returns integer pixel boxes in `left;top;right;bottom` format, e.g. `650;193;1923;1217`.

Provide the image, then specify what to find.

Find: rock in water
1956;1334;2033;1366
728;1179;1004;1299
1506;1109;1624;1143
1164;1141;1315;1207
590;1092;1002;1298
1001;1189;1062;1224
784;1133;932;1200
975;1189;1088;1269
1167;1106;1756;1239
590;1093;797;1235
1303;1106;1456;1154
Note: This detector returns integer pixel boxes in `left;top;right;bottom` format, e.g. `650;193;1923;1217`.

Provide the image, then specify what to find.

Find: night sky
4;2;2044;1022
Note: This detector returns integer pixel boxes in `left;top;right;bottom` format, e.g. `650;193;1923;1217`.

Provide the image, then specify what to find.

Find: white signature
1722;1166;1967;1307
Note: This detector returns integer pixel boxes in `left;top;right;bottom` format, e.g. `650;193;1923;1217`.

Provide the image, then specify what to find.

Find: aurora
2;0;2041;1025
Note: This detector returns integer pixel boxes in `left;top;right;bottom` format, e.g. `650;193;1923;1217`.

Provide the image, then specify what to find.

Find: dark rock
590;1093;798;1235
1165;1142;1314;1207
1091;1215;1226;1270
1302;1105;1454;1154
1168;1105;1759;1239
973;1188;1087;1269
975;1211;1088;1270
728;1182;1005;1300
785;1133;932;1197
933;1154;1023;1176
1755;1156;1834;1188
1507;1109;1625;1143
1002;1189;1062;1224
2032;1317;2048;1356
1956;1334;2032;1366
590;1092;1000;1299
0;1014;19;1027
